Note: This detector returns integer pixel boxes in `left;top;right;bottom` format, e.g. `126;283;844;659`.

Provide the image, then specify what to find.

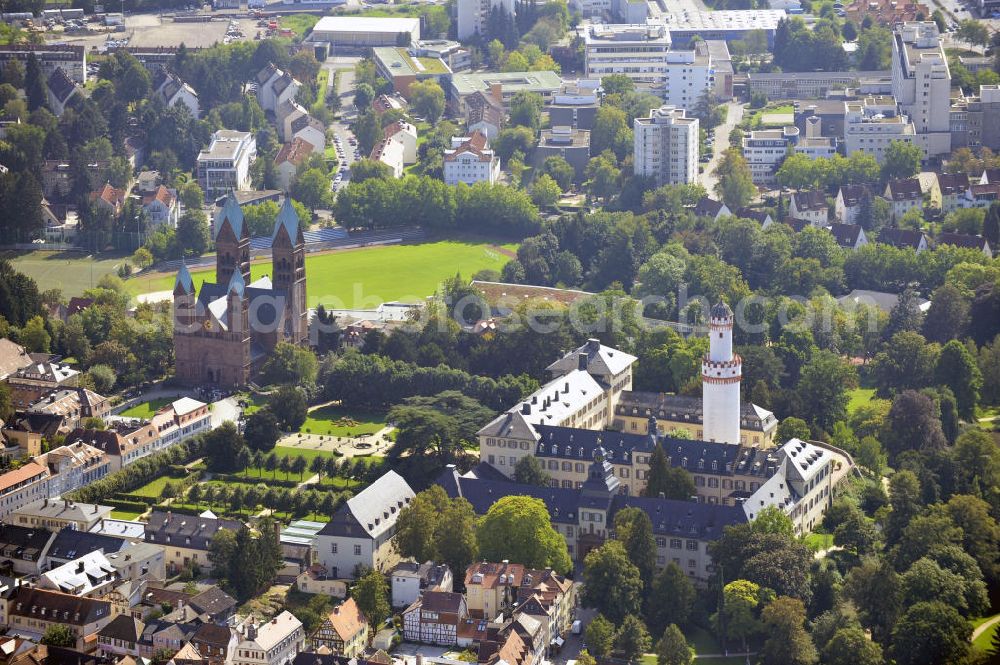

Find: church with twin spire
172;195;308;388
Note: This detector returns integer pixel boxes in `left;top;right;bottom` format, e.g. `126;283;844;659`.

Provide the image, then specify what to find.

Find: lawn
4;251;127;298
126;240;516;309
120;397;173;419
847;388;876;413
131;475;177;499
972;615;1000;653
301;405;385;437
279;14;320;36
804;531;834;552
111;509;145;520
640;627;745;665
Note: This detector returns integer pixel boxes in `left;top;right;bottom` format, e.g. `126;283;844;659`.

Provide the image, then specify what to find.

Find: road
323;55;362;192
701;101;745;198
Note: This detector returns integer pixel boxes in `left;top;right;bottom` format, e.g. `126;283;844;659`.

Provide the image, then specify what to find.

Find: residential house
186;587;238;624
105;542;166;585
788;190;828;226
934;172;970;213
7;360;80;410
276;101;326;150
143;511;243;575
153;70;200;119
3;586;114;650
0;523;57;575
391;561;453;609
963;183;1000;208
46;68;80;117
980;167;1000;184
36;441;111;498
402;591;467;646
23;388;112;434
90;184;127;217
828;222;868;250
43;529;128;569
38;550;119;598
142;186;179;229
936;232;993;257
877;227;929;252
13;498;112;531
232;611;304;665
190;622;239;665
371;121;418;178
97;615;144;659
834;185;866;224
512;569;574;654
196;130;257;198
466;89;504;140
314;471;415;579
309;598;368;657
256;66;301;115
273;138;316;192
883;177;924;222
295;565;346;598
0;464;50;522
0;339;34;381
443;132;500;186
693;197;731;222
136;171;161;194
735;208;773;227
464;561;525;620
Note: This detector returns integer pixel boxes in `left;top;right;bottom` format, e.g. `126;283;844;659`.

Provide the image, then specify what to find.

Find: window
354;545;362;556
686;540;698;551
670;538;682;549
331;543;338;553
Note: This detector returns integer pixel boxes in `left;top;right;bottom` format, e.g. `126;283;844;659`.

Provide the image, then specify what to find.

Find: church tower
214;194;250;287
702;302;741;444
271;199;308;345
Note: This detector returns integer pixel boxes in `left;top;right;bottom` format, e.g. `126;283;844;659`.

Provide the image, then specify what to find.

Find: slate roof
417;591;464;614
97;614;143;643
791;190;826;212
188;586;237;618
885;177;922;201
46;527;128;561
936;232;990;251
46;68;77;105
144;511;243;552
0;523;56;561
271;197;303;244
837;184;866;206
693;197;727;218
828;222;863;248
878;227;926;249
936;172;969;196
615;391;775;430
317;471;414;540
545;338;637;379
5;586;112;626
734;207;771;225
213;194;246;241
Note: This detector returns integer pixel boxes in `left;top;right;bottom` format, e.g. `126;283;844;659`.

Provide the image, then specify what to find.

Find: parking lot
51;14;260;50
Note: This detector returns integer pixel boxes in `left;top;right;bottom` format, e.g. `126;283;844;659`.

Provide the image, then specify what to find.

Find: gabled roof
274;137;316;169
546;338;637;378
91;183;126;207
828;222;863;247
318;471;414;540
878;226;926;248
97;614;144;643
143;185;175;209
6;586;112;626
213;194;246;241
321;598;367;641
937;232;990;250
837;184;866;206
46;527;127;561
936;172;969;195
0;463;48;492
693;197;727;218
0;338;33;380
46;68;78;105
885;177;922;200
791;190;826;211
188;586;237;617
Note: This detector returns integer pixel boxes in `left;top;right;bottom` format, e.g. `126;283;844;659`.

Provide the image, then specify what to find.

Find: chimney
521;403;531;415
586;338;600;352
489;83;502;104
578;353;588;371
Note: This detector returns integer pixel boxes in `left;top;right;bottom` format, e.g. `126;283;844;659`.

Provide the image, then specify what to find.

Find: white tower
702;302;741;444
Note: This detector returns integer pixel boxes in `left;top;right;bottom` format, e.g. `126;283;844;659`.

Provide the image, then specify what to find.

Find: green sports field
126;240;516;309
4;251;127;298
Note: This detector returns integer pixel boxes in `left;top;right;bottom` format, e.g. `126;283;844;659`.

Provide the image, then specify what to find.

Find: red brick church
172;195;308;388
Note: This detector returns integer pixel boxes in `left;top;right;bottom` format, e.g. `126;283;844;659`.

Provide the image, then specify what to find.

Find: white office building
890;22;952;157
663;41;717;109
634;105;699;186
843;98;918;163
743;121;836;186
443;132;501;186
196;130;256;198
456;0;515;40
583;22;672;89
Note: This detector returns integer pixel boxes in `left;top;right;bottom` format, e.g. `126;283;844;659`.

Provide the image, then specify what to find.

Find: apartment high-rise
456;0;515;40
890;22;952;157
633;105;699;186
583;22;672;88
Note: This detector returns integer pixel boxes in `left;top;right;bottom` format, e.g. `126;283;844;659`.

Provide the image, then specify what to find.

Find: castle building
172;196;307;388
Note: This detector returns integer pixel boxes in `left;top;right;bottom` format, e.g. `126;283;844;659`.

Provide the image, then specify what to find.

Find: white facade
633;105;698;186
663;43;714;110
234;612;304;665
313;16;421;48
583;22;671;88
457;0;515;40
890;22;951;157
443;134;501;186
701;303;740;444
371;121;418;178
743;127;793;186
197;130;256;198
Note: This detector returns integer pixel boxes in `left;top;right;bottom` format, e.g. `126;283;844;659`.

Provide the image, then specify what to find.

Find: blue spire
174;260;194;295
271;197;300;244
213;192;245;241
227;267;246;296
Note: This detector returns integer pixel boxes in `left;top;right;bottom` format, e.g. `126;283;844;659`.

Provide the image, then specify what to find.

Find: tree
614;507;657;586
797;350;857;433
531;174;561;207
591;106;631;160
656;625;692;665
581;540;643;623
585;615;616;658
542;156;575;190
714;149;755;209
204;422;248;473
883;391;947;460
510;91;544;132
843;558;902;643
354;82;375;111
716;580;761;651
922;283;970;343
881;140;923;181
260;341;319;386
642;443;696;499
244;407;281;452
351;112;382;157
615;615;651;664
409;80;445;123
88;364;117;393
292;168;331;211
776;417;811;443
176;210;210;257
647;563;695;635
935;339;982;420
984;201;1000;248
269;385;307;431
24;53;46;112
354;567;391;627
208;528;237;579
759;597;817;665
20;315;50;353
822;627;883;665
891;601;970;665
477;495;571;572
40;624;76;648
349;158;393;183
833;505;879;555
956;19;991;46
513;455;551;486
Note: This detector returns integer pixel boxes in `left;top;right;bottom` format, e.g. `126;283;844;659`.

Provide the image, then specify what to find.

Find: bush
104;498;150;512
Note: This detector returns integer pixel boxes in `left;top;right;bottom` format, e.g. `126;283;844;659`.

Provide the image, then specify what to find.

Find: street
323;55;362;192
700;101;745;198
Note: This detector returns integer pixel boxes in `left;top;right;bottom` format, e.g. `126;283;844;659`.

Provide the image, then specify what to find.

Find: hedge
104;499;150;513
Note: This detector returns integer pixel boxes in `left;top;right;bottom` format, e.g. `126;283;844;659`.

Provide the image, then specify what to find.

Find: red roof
0;462;47;492
142;185;175;208
274;137;316;167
